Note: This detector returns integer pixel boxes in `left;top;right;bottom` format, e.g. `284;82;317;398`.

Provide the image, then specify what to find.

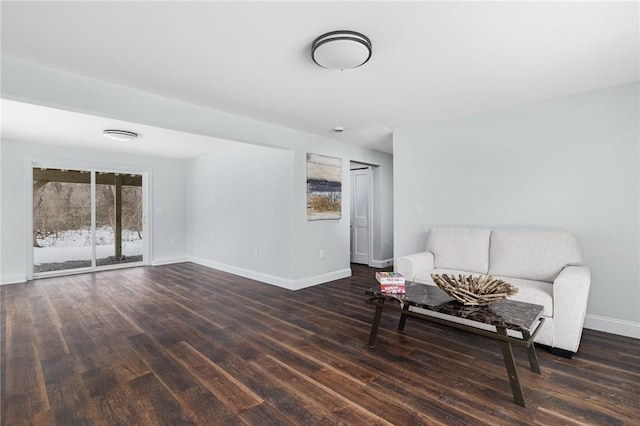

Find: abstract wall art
306;153;342;220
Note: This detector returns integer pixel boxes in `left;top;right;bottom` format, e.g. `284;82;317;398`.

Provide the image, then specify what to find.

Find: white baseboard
291;268;352;290
369;258;393;268
189;257;351;291
152;257;190;266
1;275;27;285
584;314;640;339
190;257;296;289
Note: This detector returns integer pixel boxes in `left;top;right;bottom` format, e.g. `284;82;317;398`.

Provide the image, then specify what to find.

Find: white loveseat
396;226;591;357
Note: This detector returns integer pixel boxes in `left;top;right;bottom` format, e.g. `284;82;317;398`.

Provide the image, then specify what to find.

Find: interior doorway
350;163;372;265
31;166;146;276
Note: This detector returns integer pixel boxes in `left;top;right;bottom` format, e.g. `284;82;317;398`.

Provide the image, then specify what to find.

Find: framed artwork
306;153;342;220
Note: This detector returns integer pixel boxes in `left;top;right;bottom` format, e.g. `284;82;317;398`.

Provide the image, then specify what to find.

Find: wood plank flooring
1;263;639;425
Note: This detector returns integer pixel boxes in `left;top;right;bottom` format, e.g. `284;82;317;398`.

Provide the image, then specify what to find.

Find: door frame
26;157;152;280
350;163;374;266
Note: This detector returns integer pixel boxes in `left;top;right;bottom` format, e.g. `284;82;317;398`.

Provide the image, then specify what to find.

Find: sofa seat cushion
494;275;553;317
412;270;553;317
425;227;491;274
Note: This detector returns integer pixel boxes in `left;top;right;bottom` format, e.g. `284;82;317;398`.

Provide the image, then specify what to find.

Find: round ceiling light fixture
103;129;138;141
312;30;372;70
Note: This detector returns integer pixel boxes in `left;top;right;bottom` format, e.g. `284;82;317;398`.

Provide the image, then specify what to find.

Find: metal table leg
523;330;541;374
368;300;385;348
398;302;410;331
497;327;526;407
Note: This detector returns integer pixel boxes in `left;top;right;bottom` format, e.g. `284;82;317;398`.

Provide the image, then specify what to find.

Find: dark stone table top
366;282;544;333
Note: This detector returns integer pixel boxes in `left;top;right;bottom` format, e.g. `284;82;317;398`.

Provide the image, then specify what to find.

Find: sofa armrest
396;252;435;280
553;265;591;353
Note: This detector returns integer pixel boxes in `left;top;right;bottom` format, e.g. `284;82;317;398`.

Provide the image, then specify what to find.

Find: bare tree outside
34;182;91;248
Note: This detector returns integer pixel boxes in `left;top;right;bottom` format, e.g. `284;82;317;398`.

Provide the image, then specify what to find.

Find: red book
380;283;406;294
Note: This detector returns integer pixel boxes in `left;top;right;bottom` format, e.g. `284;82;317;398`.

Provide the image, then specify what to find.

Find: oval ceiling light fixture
103;129;138;141
332;127;345;133
312;30;372;70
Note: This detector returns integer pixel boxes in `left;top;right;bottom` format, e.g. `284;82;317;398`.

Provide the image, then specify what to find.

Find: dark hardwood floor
1;263;638;425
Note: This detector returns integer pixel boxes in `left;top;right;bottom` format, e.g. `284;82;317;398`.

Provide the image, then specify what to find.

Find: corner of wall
370;259;394;268
189;256;351;291
291;268;352;290
189;256;297;290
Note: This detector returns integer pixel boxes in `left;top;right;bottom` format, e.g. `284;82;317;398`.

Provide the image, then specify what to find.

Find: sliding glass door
32;167;145;276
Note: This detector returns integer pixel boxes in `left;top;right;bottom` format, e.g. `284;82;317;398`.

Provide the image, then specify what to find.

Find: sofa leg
550;347;574;359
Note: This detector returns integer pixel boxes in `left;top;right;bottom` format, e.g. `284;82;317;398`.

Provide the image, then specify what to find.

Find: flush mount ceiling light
312;30;372;70
103;129;138;141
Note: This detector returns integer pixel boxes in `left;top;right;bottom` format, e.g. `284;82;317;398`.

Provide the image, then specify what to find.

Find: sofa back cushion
488;229;582;282
425;227;491;274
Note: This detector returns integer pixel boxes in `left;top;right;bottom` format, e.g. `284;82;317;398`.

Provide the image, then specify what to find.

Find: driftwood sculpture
431;273;518;306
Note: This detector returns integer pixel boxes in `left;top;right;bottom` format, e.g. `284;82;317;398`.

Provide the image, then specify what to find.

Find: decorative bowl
430;273;518;306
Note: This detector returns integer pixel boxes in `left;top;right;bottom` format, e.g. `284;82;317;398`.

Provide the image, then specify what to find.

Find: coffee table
366;281;545;407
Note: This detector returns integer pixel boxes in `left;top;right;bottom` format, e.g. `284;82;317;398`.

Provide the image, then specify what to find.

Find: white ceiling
2;1;638;155
1;99;241;159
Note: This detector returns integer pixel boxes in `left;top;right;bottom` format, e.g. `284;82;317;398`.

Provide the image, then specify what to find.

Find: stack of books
375;271;406;294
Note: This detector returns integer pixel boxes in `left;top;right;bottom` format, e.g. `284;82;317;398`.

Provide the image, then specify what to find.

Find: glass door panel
95;172;143;267
33;169;92;273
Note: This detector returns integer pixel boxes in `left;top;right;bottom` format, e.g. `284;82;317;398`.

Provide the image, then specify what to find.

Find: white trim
189;256;351;291
152;257;189;266
370;258;394;268
1;276;27;285
91;170;97;269
32;261;146;280
0;140;2;289
367;166;374;267
349;166;374;266
190;256;296;289
291;268;352;290
33;266;93;280
143;170;152;266
584;314;640;339
94;261;146;273
25;158;33;280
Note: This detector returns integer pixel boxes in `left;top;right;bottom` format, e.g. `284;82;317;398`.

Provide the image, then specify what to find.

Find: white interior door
350;168;370;264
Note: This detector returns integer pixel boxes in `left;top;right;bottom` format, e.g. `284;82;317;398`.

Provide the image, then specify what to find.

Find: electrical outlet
169;238;175;245
415;204;423;215
319;249;325;259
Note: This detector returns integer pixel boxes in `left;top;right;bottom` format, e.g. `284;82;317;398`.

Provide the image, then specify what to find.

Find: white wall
1;58;394;288
187;144;296;285
0;139;188;283
394;82;639;337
